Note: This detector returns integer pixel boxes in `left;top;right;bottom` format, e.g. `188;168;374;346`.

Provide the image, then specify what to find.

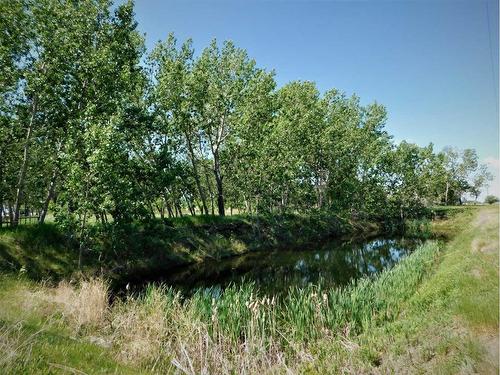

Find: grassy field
0;206;497;373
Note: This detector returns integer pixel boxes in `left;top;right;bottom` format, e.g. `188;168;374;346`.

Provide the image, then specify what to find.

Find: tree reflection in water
141;237;421;296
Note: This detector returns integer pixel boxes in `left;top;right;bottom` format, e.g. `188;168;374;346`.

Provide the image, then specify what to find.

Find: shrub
484;195;499;205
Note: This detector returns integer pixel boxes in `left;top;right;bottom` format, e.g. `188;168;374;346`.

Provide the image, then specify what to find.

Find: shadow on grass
0;224;79;281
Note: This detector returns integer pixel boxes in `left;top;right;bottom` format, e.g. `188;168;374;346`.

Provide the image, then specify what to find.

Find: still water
132;237;421;295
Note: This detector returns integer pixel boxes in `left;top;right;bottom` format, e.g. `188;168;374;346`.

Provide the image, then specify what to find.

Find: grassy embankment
0;212;377;282
0;206;497;373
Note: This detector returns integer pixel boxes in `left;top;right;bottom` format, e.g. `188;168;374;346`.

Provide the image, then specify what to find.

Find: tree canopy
0;0;493;229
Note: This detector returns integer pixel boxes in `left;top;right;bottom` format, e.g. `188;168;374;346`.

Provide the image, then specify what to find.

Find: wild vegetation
0;211;359;281
1;1;497;374
1;0;492;235
0;206;497;373
485;195;499;204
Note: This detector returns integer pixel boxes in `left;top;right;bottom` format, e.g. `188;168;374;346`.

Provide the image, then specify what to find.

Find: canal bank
0;206;496;373
1;210;413;283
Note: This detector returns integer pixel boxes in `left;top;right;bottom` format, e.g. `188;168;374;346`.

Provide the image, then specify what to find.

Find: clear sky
130;0;499;197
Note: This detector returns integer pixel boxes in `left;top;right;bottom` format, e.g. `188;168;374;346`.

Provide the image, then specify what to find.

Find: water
127;236;421;295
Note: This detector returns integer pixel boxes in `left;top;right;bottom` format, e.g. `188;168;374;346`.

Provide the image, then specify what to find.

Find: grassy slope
305;205;499;373
0;206;497;373
0;212;371;282
0;277;141;374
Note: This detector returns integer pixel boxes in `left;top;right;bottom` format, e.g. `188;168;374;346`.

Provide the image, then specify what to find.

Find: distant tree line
0;0;492;228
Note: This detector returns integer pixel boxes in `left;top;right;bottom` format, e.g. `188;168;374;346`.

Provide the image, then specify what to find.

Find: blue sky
131;0;499;197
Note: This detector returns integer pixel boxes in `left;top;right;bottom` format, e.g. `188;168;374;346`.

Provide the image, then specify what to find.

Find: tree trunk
13;98;38;226
213;151;225;216
444;181;449;205
181;191;195;216
244;197;251;214
38;167;58;224
78;211;88;269
185;133;209;215
166;202;173;218
8;203;14;225
188;202;195;216
0;156;3;227
78;189;89;269
176;202;183;217
203;168;215;215
158;203;165;219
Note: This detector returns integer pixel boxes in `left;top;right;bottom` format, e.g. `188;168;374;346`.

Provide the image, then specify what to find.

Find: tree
385;142;436;219
0;0;30;225
57;0;146;225
1;1;489;233
485;195;499;205
440;147;482;205
192;40;273;216
149;35;210;215
469;165;493;202
266;81;326;211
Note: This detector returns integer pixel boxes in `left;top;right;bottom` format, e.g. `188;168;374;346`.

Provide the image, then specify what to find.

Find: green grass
0;224;80;281
0;211;360;282
0;277;139;375
0;206;496;373
0;239;440;374
179;240;439;344
303;205;499;373
0;322;141;375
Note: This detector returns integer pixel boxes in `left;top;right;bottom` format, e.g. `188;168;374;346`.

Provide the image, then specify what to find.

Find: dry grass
52;278;109;330
0;323;27;368
109;287;292;374
1;279;294;373
0;239;439;374
13;278;109;331
111;288;171;365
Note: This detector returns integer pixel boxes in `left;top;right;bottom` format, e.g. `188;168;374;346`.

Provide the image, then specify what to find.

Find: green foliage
101;240;438;349
485;195;499;205
403;219;433;239
0;0;491;252
0;223;78;280
0;211;353;281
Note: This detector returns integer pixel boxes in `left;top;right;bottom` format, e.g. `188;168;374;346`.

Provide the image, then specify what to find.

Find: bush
484;195;499;205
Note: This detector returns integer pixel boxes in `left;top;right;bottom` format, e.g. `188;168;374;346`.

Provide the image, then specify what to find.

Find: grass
0;211;371;283
0;206;497;373
0;224;80;281
0;242;437;374
304;205;499;373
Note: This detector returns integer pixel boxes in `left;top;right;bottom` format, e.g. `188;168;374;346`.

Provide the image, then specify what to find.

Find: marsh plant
3;241;439;373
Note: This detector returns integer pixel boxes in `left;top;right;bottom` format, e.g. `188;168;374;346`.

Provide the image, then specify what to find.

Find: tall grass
105;241;439;371
182;241;439;345
404;218;433;239
0;241;440;373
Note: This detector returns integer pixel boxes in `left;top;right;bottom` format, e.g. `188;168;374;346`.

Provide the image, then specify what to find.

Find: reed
0;241;440;373
117;241;439;354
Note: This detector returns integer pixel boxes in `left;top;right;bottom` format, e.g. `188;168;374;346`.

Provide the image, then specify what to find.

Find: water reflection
144;237;421;295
